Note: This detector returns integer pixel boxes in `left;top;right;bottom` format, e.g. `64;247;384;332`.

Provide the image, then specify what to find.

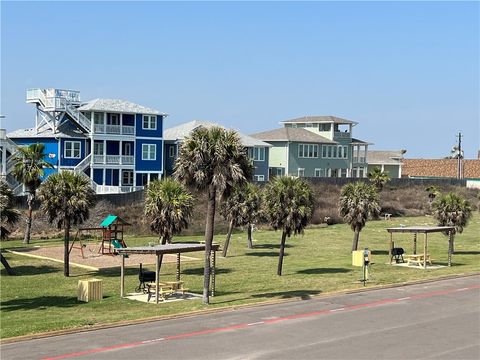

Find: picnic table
404;254;432;268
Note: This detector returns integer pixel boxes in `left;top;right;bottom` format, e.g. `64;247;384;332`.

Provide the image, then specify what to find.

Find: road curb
2;272;478;345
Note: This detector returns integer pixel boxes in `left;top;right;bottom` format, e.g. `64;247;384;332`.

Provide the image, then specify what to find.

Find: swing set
69;215;131;258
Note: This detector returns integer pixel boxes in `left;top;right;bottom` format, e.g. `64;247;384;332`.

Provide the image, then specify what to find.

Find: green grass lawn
1;213;479;339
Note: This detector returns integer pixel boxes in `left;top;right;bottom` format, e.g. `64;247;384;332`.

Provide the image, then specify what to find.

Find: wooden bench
146;283;175;302
404;254;432;268
164;281;189;295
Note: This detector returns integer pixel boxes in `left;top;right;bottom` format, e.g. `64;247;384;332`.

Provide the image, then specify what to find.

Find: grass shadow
253;244;293;250
296;267;352;275
181;267;233;276
1;296;82;312
245;251;285;257
0;265;61;276
251;289;321;300
453;251;480;255
371;250;389;255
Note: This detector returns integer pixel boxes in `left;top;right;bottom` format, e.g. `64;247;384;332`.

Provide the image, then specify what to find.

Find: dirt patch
12;245;200;269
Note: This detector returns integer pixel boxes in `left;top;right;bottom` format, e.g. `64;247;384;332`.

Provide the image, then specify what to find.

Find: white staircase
74;153;92;173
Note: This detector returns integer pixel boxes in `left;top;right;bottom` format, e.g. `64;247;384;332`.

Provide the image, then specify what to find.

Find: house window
93;142;104;155
314;168;323;177
142;115;157;130
327;146;332;158
142;144;156;160
343;146;348;159
93;112;104;125
298;144;318;158
122;170;133;186
64;141;81;159
248;147;265;161
123;143;132;156
111;114;120;125
298;168;305;177
333;146;338;158
319;123;331;131
340;169;348;177
322;145;327;158
169;146;175;158
254;175;265;182
276;168;283;176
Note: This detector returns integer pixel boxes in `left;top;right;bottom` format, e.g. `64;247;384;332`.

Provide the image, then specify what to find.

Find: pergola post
423;233;428;269
389;232;393;264
413;233;417;255
156;254;160;304
176;253;181;282
120;254;125;297
448;231;453;266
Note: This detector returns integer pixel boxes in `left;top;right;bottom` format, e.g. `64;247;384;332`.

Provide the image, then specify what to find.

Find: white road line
456;288;469;291
330;308;345;312
142;338;165;344
247;321;265;326
397;297;411;300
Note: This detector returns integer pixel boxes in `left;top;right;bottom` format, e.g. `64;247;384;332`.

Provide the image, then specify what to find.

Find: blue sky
1;1;479;158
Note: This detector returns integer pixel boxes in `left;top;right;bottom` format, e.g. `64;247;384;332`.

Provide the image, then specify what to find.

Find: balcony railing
334;131;351;139
95;185;144;194
93;154;134;165
353;156;366;164
93;125;135;135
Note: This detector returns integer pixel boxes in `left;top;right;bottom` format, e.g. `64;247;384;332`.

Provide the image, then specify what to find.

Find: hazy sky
1;1;479;158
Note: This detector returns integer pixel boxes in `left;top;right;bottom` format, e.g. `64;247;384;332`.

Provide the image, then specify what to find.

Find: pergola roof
115;243;220;256
387;226;455;234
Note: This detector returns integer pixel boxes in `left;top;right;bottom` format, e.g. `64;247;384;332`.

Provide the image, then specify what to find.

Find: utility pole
456;132;462;179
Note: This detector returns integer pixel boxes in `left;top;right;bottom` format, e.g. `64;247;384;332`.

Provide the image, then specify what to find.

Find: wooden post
413;233;417;255
120;253;125;297
448;231;453;266
211;250;216;297
176;253;181;282
156;254;160;304
423;233;428;269
389;232;393;264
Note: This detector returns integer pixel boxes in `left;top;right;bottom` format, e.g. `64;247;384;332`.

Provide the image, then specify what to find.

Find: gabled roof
250;127;337;144
100;214;130;227
281;115;358;125
7;120;86;139
164;120;272;147
368;150;404;165
78;99;165;115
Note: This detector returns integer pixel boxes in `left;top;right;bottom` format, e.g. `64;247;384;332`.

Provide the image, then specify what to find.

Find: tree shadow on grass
296;268;352;275
245;252;285;257
0;265;60;276
251;289;321;300
452;251;480;255
1;296;82;312
181;267;233;276
253;244;293;250
97;268;140;278
371;250;389;255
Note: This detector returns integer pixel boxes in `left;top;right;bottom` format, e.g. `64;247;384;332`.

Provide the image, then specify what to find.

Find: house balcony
333;131;351;140
94;185;144;194
93;155;134;165
93;124;135;135
352;156;367;164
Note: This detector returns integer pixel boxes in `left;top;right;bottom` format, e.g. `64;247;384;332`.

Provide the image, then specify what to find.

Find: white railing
105;125;121;134
94;124;105;133
74;154;91;172
93;155;104;164
353;156;366;164
106;155;120;164
122;156;134;165
95;185;144;194
122;126;135;135
65;104;91;132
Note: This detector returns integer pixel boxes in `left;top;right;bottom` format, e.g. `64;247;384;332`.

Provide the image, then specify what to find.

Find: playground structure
70;215;130;258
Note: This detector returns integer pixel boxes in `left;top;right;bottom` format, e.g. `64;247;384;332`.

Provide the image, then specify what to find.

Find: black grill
136;263;156;292
392;247;404;263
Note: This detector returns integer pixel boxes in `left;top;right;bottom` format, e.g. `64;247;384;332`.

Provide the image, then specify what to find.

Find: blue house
164;120;271;182
6;88;166;194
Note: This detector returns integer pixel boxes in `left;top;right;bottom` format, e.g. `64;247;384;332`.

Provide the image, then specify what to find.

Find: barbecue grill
391;247;405;263
136;263;156;293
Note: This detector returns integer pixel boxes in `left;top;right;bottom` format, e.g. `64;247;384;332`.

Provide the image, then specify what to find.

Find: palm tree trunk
23;194;34;244
247;223;253;249
352;228;360;251
64;219;71;277
1;253;15;275
203;186;216;304
222;219;234;257
277;231;287;276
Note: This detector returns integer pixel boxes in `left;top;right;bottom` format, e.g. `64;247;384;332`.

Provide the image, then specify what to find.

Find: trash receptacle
78;278;103;302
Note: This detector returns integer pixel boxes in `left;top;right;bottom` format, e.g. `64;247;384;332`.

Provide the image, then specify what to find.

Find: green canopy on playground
100;214;130;227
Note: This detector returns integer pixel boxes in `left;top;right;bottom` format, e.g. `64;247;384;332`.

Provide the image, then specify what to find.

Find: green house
250;116;370;178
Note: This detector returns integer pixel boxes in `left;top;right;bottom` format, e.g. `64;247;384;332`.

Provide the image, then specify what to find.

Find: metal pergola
386;226;456;268
116;243;220;303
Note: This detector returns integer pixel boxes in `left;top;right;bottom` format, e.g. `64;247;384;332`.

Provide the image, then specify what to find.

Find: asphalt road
2;275;479;360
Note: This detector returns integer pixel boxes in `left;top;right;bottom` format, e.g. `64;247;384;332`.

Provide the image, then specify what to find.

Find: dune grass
1;212;479;339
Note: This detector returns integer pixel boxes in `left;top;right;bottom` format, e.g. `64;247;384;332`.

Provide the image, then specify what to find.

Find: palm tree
432;192;472;258
221;183;262;257
367;167;390;191
425;185;441;203
0;180;20;275
339;182;381;251
174;126;252;304
263;176;315;276
11;143;53;244
38;171;96;277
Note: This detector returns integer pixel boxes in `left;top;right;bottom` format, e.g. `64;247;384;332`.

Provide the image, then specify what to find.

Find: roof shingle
250;127;337;144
